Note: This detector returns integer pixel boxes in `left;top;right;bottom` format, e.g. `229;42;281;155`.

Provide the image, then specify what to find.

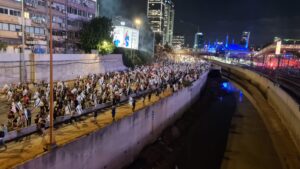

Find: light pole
275;40;282;84
153;31;156;58
21;0;26;83
46;0;56;150
132;18;142;66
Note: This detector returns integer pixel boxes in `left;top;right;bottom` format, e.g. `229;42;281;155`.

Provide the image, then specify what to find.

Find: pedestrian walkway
0;89;172;169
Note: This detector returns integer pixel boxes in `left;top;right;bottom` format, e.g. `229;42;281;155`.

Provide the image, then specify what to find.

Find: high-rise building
240;31;250;48
0;0;96;53
163;0;174;46
147;0;165;34
147;0;174;45
172;35;184;49
194;32;204;49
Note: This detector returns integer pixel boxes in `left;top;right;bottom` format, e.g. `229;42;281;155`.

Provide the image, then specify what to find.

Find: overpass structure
254;39;300;61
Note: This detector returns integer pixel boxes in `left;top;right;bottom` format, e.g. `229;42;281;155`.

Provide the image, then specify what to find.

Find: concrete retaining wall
220;64;300;152
15;71;208;169
0;53;127;86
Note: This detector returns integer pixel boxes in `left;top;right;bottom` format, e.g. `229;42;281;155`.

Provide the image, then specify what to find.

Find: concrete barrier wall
0;53;127;86
220;64;300;152
16;71;208;169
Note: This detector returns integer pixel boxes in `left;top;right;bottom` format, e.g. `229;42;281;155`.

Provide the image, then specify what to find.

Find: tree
97;40;115;55
80;17;114;54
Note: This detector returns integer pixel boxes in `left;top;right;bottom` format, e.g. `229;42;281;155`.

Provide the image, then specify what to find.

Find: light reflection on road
221;81;244;103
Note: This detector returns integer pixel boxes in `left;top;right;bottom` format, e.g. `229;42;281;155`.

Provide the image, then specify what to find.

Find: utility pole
21;0;26;83
153;32;156;58
47;0;56;150
65;0;68;53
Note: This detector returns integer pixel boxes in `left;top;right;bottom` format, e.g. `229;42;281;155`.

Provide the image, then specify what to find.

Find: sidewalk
0;90;172;169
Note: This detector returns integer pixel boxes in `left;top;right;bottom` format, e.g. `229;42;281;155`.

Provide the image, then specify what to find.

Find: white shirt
76;105;83;115
65;105;72;115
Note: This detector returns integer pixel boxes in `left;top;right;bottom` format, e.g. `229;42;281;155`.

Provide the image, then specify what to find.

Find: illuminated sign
275;41;282;55
112;26;139;50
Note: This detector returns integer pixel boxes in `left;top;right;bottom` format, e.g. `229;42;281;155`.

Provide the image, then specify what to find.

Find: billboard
112;26;139;50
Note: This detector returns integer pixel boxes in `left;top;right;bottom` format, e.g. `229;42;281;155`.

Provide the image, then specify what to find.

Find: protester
0;59;210;132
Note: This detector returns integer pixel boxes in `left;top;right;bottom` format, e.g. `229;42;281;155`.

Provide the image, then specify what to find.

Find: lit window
9;24;16;31
2;23;9;30
34;27;40;34
29;27;34;33
25;26;30;33
16;25;21;32
40;28;45;35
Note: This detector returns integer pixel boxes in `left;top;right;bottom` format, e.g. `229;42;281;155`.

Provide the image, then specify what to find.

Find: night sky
113;0;300;46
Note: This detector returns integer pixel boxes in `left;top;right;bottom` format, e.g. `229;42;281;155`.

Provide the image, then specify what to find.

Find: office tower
194;32;204;49
147;0;165;34
147;0;174;45
240;31;250;48
172;35;185;49
163;0;174;45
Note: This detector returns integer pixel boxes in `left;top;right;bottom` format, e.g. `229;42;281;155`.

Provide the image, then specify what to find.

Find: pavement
0;89;173;169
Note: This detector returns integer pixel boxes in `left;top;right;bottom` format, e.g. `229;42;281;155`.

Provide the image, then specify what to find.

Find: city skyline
120;0;300;46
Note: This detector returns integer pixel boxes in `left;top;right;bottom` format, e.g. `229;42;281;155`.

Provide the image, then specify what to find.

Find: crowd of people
0;60;210;139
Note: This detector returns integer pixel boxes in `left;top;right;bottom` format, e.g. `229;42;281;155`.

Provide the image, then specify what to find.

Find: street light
134;18;142;29
131;18;143;66
20;0;26;83
45;0;56;150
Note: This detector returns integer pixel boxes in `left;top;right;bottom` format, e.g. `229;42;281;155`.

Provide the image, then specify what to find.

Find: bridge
254;39;300;58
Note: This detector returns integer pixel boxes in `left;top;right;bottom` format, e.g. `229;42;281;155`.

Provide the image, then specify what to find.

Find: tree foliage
80;17;114;54
97;41;115;55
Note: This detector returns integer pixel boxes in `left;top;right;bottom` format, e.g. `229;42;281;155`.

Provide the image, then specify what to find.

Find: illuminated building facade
172;35;184;49
147;0;165;34
147;0;174;45
240;31;250;48
194;32;204;49
163;0;174;45
0;0;95;53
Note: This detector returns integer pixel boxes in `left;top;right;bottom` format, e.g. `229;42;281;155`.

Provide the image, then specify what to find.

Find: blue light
227;44;248;51
222;82;229;89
